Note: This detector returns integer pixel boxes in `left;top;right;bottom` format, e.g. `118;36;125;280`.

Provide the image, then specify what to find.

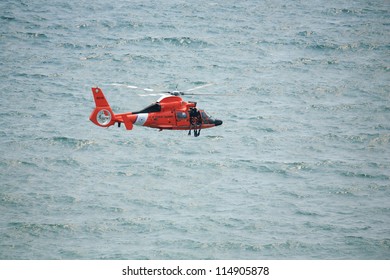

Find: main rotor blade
107;83;155;92
105;82;222;97
164;91;219;96
185;83;214;92
139;93;166;97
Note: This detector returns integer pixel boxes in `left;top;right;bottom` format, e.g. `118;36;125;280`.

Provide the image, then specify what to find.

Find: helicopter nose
214;119;223;126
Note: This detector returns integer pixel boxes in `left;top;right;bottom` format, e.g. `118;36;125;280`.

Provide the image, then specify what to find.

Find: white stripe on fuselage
134;113;148;126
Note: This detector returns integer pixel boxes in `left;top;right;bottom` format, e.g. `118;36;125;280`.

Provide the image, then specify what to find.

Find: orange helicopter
89;86;222;137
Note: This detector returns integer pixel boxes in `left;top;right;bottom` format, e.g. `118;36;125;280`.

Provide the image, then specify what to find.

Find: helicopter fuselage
89;87;222;135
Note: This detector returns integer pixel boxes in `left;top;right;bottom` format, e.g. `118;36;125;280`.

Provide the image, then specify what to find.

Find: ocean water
1;0;389;259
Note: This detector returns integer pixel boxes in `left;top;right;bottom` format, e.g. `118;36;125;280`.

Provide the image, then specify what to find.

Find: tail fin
89;87;115;127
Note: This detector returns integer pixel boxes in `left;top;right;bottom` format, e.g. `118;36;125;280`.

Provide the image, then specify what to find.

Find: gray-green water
1;0;389;259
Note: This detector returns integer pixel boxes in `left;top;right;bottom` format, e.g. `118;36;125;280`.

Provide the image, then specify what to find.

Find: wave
325;8;365;16
0;15;16;21
17;32;48;39
308;42;389;51
123;36;213;48
33;136;98;151
59;36;212;52
319;132;390;147
258;37;389;52
340;171;389;181
1;159;38;169
8;222;74;236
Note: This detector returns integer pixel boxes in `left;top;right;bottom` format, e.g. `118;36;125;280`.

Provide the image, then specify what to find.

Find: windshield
200;111;215;124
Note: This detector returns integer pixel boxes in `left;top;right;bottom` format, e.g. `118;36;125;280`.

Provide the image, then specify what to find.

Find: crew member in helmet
189;107;202;136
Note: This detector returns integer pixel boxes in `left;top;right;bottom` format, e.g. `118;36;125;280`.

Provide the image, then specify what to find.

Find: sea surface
1;0;389;259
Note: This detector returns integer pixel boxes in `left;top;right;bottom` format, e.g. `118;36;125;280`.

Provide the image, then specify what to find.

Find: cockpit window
176;111;187;119
201;111;214;124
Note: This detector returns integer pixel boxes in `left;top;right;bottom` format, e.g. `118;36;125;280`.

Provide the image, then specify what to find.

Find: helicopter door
175;111;188;127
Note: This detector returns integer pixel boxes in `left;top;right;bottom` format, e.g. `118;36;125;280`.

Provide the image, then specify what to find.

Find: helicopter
89;86;223;137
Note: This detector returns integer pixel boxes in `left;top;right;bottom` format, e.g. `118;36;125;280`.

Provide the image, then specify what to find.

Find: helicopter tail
89;87;116;127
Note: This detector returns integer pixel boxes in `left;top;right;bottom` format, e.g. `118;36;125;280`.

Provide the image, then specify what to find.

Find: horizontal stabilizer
122;115;134;130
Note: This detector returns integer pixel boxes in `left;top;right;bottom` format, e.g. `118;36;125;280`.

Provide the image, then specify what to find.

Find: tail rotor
89;87;115;127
